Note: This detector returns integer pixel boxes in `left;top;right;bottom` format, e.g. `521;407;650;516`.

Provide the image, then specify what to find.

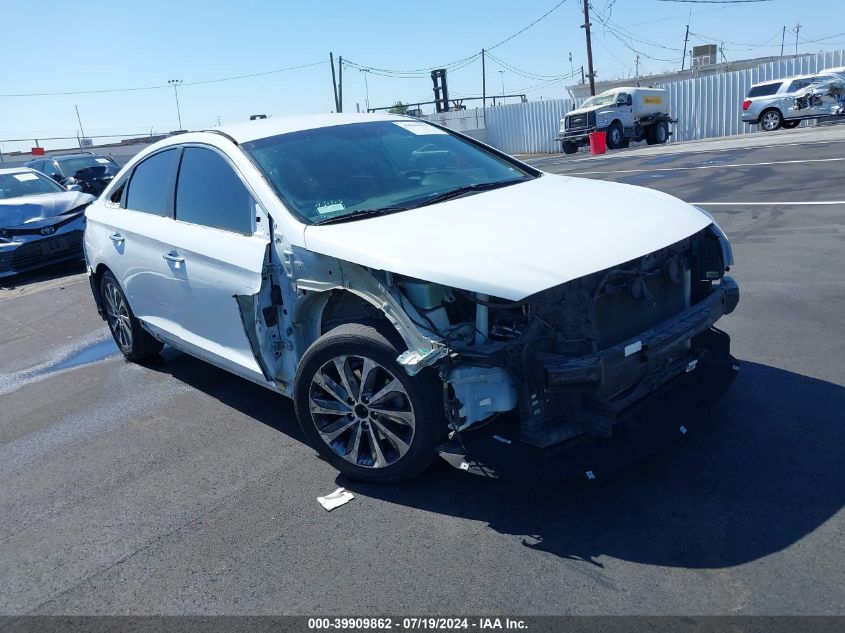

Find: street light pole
499;70;506;104
168;79;183;130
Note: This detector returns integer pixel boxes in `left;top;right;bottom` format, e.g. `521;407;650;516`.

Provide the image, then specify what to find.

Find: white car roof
0;166;35;176
217;112;410;144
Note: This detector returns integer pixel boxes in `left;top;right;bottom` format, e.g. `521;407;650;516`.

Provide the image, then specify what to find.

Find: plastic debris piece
493;435;512;445
317;487;354;511
732;365;741;371
585;470;596;480
459;461;470;471
685;359;698;373
679;425;688;434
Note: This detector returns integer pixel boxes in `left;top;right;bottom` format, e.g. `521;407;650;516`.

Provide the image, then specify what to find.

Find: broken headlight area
389;226;738;449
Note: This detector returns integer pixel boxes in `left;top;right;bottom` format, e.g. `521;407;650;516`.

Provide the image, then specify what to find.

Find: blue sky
2;0;843;151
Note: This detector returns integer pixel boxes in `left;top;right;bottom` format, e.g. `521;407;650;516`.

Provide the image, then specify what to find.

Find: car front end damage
0;210;88;278
386;223;739;476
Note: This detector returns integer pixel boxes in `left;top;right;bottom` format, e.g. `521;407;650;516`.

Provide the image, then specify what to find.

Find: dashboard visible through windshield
243;120;536;224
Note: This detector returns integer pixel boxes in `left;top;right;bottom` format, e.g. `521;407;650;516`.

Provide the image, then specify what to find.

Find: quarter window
175;147;252;234
747;82;782;97
125;149;179;216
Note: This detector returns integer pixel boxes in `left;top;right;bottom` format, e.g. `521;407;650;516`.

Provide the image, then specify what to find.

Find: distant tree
388;101;409;115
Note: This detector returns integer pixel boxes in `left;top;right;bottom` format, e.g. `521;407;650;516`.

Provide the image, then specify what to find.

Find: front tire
606;121;625;149
294;323;442;483
562;140;578;155
100;271;163;361
760;109;783;131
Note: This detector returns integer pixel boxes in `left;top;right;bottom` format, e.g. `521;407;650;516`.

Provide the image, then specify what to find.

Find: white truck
559;87;674;154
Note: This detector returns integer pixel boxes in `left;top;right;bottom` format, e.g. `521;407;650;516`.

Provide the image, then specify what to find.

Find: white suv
85;114;739;482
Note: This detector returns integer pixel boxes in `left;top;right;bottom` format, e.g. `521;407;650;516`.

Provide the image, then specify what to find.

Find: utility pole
580;65;585;85
168;79;183;130
793;22;801;57
329;52;339;111
74;105;87;148
569;52;574;78
361;69;370;112
681;24;690;71
581;0;596;96
635;54;640;78
780;25;786;56
482;49;487;109
499;70;506;103
338;56;343;113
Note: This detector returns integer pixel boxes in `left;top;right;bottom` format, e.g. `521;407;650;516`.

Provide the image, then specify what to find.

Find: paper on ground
318;487;354;511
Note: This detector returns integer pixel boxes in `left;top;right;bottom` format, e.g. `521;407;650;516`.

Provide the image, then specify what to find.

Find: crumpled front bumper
438;278;740;480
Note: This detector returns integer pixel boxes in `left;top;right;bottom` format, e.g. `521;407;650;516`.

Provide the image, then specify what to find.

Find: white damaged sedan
84;114;739;482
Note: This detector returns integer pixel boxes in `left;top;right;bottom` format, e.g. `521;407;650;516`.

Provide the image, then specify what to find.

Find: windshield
58;155;120;177
243;120;534;224
581;93;616;108
0;171;65;199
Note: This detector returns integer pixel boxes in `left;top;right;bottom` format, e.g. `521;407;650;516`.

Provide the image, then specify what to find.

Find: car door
784;77;814;118
161;145;270;382
87;148;183;330
616;92;634;127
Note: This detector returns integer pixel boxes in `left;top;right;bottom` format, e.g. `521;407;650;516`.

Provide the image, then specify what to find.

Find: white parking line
567;156;845;175
692;201;845;206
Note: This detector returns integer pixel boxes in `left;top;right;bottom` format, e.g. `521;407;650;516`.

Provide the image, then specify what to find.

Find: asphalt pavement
1;128;843;616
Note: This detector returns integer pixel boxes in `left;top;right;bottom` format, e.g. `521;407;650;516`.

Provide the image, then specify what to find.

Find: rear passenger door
88;148;182;329
162;145;270;381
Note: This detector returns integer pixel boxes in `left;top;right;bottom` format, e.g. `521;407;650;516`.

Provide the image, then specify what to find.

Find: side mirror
66;184;83;192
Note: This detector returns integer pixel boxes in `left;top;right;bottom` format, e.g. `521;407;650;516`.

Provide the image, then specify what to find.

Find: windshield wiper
311;206;410;226
414;179;526;208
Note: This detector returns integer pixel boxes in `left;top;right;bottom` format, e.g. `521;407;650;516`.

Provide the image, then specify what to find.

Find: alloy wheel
103;281;132;349
761;112;780;131
308;354;416;469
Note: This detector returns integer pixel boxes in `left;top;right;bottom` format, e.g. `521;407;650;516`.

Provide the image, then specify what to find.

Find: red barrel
589;131;606;155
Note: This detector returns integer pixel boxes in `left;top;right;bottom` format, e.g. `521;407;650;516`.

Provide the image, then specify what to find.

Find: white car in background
84;114;739;483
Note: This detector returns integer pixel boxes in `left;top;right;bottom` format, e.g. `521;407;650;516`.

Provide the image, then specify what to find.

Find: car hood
302;175;713;301
564;105;604;118
0;191;94;228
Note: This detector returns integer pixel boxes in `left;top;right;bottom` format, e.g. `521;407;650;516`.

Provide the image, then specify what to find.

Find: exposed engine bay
382;225;738;448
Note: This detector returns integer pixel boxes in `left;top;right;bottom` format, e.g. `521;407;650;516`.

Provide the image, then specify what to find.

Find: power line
342;0;569;78
0;61;327;98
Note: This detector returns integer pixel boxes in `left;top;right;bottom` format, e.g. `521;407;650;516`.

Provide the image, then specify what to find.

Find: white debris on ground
317;487;354;511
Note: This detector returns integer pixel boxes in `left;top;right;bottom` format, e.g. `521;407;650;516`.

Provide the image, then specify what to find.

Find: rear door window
175;147;252;234
787;78;813;92
747;82;782;97
125;149;179;216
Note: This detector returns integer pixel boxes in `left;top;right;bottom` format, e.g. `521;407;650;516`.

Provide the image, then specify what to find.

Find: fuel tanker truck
558;87;675;153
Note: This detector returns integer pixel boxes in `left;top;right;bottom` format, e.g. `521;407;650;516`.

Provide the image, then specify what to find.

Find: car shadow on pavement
147;353;844;570
342;361;845;569
0;260;86;291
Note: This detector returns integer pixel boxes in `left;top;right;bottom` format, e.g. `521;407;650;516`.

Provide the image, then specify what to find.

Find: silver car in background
742;69;845;131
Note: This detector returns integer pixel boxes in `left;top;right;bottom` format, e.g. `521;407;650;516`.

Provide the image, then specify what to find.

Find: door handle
109;232;124;243
162;252;185;263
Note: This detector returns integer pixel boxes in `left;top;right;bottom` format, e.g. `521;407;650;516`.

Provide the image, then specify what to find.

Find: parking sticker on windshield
316;201;345;215
95;158;111;164
14;173;38;182
393;121;447;135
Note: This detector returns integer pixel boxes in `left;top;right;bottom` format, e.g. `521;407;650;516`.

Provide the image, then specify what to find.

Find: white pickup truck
559;87;675;153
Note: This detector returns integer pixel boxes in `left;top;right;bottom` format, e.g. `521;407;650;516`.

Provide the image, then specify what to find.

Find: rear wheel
606;121;625;149
294;323;443;483
653;121;669;144
760;109;783;131
562;140;578;155
100;271;163;361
